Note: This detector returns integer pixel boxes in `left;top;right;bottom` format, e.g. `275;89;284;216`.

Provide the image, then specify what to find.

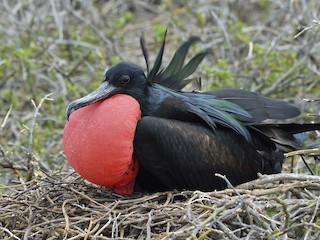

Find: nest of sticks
1;171;320;240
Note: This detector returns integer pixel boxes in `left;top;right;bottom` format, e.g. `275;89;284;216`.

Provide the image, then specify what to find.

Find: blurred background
0;0;319;185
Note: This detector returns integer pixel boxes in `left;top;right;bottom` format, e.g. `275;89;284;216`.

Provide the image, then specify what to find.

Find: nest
1;173;320;239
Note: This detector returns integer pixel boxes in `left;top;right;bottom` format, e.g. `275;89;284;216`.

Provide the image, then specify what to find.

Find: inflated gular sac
63;94;141;195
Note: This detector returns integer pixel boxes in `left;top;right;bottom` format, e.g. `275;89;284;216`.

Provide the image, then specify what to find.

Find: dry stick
237;173;320;190
304;188;318;199
67;6;113;49
316;156;319;176
294;20;320;39
0;104;12;131
116;6;187;36
93;215;112;238
250;39;278;89
24;205;35;240
0;159;28;171
246;208;271;232
50;0;63;39
253;182;319;196
104;207;137;235
111;213;121;239
262;56;306;96
301;155;315;175
303;98;320;103
290;202;317;221
0;105;24;171
216;219;240;240
146;209;154;240
275;222;320;237
70;187;108;208
164;192;173;206
284;148;320;157
83;219;94;240
26;93;54;178
192;207;226;238
62;198;74;236
89;223;102;238
210;10;234;60
312;231;320;240
273;197;290;231
37;36;97;49
0;143;27;171
161;226;194;240
67;233;86;240
67;51;92;78
245;230;257;240
232;220;271;236
0;226;20;240
215;174;254;225
91;201;120;237
303;198;320;240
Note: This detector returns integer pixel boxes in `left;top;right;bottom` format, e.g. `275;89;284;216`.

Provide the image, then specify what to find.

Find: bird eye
120;75;131;85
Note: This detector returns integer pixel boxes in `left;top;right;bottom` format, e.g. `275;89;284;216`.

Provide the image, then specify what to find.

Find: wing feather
134;116;282;192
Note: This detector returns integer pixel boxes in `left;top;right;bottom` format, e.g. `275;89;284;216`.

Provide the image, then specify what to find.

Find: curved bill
66;81;117;120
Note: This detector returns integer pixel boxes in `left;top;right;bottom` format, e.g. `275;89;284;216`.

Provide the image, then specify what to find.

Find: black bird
65;32;320;194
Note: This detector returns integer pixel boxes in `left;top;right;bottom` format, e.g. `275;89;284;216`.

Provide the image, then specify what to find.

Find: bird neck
141;84;175;116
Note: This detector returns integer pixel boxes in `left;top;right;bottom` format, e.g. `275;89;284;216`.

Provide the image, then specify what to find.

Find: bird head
66;62;148;120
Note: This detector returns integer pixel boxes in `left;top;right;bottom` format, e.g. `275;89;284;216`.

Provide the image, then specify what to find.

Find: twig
284;148;320;157
66;6;113;49
146;209;154;240
62;198;74;238
216;220;240;240
93;216;112;238
0;144;26;169
111;213;121;238
303;98;320;103
294;20;320;39
0;104;12;131
210;10;234;60
274;222;320;237
25;93;53;179
0;179;35;189
301;155;315;175
0;105;24;172
0;145;27;172
262;56;306;96
303;198;320;240
237;173;320;190
273;197;289;230
215;173;254;225
83;219;94;240
0;226;21;240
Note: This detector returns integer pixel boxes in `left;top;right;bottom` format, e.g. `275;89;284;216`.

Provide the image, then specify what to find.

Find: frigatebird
63;32;320;195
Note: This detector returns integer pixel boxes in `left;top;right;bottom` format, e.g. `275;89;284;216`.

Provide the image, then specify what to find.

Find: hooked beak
66;81;117;120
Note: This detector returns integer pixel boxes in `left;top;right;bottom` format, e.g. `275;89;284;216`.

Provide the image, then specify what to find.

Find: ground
0;0;319;239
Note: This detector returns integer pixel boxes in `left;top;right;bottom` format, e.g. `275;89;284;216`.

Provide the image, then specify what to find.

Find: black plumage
66;33;320;193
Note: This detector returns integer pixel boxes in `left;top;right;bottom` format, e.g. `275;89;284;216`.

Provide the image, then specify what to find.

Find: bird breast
63;94;141;195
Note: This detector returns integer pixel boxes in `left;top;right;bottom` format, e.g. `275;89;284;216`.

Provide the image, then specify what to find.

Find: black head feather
140;30;209;90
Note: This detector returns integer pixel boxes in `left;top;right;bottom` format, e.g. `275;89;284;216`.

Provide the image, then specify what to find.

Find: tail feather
256;123;320;134
252;123;320;152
